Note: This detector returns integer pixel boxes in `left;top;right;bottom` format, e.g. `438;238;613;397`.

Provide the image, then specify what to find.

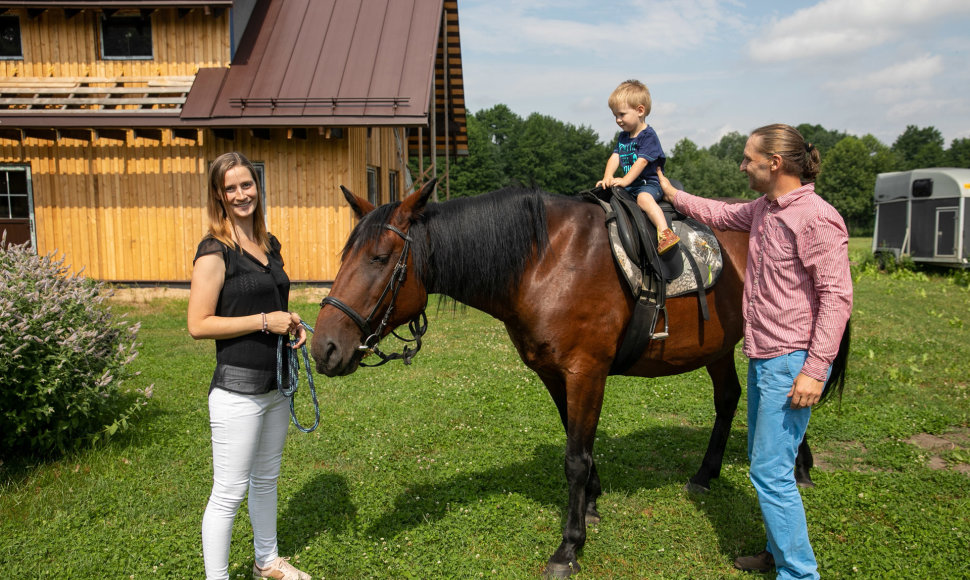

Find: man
657;124;853;580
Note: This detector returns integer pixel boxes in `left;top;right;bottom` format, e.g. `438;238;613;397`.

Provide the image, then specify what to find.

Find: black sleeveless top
194;234;290;393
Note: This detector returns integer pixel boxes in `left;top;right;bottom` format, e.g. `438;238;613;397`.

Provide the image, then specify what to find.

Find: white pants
202;388;290;580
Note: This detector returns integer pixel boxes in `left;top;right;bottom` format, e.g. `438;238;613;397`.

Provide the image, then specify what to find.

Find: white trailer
872;168;970;267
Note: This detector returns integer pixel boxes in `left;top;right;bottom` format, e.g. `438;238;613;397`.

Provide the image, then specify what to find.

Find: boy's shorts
626;181;663;203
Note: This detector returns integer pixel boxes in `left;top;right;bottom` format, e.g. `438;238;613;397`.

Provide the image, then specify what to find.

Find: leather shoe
733;550;774;572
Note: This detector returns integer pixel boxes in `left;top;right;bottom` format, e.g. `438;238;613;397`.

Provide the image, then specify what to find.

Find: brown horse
311;179;848;578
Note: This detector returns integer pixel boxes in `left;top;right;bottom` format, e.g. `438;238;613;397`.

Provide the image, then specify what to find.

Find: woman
187;152;311;580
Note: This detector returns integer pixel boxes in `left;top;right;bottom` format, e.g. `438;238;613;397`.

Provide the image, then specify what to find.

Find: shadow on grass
686;477;764;560
358;424;758;560
225;472;355;578
280;472;356;546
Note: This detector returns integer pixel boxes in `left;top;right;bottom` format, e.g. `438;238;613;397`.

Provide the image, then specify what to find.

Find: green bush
852;250;924;280
0;238;150;458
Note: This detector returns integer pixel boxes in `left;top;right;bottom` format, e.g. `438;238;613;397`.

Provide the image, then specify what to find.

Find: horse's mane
344;187;550;304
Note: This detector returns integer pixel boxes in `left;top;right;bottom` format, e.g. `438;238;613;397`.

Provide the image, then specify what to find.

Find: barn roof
0;0;467;155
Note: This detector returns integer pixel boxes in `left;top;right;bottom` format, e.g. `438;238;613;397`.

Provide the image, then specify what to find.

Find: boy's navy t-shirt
614;126;666;188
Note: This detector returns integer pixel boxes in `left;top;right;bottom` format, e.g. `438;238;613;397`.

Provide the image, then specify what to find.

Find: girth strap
681;248;710;321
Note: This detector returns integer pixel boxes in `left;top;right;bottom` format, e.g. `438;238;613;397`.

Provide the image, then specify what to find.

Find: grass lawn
1;239;969;578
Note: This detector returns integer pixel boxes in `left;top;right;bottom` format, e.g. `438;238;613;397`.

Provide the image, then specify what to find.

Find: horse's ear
397;178;437;220
340;185;375;218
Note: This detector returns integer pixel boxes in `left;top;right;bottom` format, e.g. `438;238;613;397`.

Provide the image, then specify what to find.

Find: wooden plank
0;97;187;105
94;150;116;280
0;87;192;94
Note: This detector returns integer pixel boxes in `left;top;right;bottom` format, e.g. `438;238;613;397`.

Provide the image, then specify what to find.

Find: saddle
582;186;724;375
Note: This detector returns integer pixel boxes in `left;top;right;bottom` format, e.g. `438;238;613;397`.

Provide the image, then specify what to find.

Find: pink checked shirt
672;183;853;381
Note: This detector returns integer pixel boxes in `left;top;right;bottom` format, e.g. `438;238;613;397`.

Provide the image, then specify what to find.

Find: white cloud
825;54;944;93
886;96;968;123
461;0;746;58
748;0;970;62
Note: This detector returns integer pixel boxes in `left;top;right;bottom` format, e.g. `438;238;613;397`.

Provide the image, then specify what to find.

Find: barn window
100;13;153;59
0;15;22;59
0;167;30;219
388;170;400;202
367;167;380;205
0;165;33;248
912;178;933;198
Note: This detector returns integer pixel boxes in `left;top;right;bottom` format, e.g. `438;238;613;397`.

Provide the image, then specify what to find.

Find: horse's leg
687;351;742;492
795;433;814;487
585;461;602;525
541;374;602;525
538;373;605;578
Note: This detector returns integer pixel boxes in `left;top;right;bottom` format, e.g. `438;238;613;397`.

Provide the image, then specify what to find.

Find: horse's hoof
543;560;580;578
684;481;710;494
797;479;816;489
585;509;601;525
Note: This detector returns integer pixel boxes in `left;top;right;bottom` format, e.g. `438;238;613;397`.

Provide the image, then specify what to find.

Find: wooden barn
0;0;467;282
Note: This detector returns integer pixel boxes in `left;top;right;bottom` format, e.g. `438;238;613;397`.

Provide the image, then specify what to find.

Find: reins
276;320;320;433
320;223;428;367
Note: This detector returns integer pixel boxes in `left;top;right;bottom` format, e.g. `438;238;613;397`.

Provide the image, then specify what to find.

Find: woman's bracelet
261;312;269;334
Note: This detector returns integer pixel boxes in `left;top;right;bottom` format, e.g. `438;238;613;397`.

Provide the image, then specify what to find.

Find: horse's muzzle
310;335;361;377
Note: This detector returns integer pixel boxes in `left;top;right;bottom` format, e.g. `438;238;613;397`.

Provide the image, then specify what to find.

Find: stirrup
651;305;669;340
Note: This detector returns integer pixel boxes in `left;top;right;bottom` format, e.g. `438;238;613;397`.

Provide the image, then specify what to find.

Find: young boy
596;79;679;255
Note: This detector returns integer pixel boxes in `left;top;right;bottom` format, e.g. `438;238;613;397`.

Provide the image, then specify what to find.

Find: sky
457;0;970;151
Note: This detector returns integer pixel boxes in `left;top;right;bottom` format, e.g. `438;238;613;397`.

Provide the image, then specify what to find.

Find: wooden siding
0;126;406;282
0;8;230;78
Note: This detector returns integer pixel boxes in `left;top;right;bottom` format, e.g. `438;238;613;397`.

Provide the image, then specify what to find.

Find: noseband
320;223;428;366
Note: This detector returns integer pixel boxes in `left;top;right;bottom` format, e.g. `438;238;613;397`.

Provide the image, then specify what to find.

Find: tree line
421;104;970;234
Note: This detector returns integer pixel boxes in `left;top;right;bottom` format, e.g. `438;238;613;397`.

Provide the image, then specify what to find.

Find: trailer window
912;178;933;198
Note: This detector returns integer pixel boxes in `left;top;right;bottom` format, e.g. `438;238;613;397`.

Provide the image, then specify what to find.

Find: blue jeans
747;351;820;580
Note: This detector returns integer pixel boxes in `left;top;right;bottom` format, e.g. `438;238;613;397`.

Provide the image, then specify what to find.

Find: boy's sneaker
253;556;311;580
657;228;680;255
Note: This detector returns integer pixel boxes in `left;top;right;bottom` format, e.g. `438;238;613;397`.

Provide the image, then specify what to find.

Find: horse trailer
872;167;970;268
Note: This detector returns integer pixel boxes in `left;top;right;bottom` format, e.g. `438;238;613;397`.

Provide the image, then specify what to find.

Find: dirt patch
811;441;883;474
813;430;970;477
106;287;190;304
906;433;957;451
105;286;329;304
906;428;970;476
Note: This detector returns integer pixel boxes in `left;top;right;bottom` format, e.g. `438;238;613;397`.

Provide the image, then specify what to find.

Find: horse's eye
371;254;390;265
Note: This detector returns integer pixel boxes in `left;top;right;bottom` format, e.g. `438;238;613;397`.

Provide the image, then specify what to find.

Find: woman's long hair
205;152;270;252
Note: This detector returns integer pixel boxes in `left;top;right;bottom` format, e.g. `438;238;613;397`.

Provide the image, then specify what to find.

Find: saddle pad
667;218;723;298
609;216;723;298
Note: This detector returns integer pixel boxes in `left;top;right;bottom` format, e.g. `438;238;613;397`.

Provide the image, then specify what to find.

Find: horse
310;179;849;578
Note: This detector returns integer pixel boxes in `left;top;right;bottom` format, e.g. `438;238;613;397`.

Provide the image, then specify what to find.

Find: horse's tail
818;319;850;406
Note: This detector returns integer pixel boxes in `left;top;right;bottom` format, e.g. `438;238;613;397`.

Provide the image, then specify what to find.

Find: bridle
320;223;428;367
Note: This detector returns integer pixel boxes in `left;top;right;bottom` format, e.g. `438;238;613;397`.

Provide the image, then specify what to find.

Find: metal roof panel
198;0;442;126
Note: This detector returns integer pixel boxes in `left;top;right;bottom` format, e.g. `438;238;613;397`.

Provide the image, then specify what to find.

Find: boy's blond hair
608;79;651;117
